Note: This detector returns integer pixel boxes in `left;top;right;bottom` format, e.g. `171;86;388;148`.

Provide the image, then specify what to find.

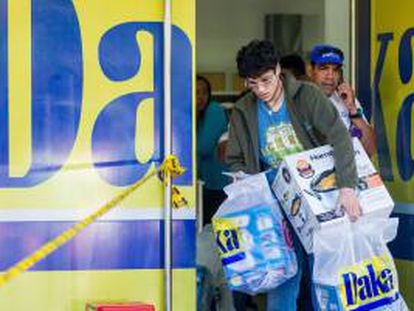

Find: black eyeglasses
245;73;278;91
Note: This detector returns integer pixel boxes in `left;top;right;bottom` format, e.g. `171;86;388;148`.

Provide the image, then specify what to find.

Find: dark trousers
297;257;314;311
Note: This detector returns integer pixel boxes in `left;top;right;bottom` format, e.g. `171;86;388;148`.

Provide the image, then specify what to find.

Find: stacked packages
212;139;407;309
271;139;393;253
271;139;407;310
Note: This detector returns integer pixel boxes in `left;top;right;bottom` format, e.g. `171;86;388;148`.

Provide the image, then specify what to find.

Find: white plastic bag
313;217;408;311
212;172;297;295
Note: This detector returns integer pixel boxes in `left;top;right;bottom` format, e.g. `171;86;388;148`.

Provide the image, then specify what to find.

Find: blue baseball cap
310;44;344;65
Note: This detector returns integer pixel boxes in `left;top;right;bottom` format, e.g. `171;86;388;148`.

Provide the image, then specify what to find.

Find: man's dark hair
236;40;280;78
280;54;306;78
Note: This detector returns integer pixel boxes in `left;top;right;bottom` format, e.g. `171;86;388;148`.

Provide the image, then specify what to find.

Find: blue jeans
267;228;315;311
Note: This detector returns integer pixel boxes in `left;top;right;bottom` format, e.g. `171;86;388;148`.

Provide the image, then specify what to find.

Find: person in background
310;44;377;157
226;40;361;311
196;75;235;311
280;53;311;82
196;75;229;225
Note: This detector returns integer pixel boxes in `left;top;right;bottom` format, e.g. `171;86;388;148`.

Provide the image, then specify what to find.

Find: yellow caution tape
0;155;186;288
162;155;187;208
159;155;186;183
172;185;188;209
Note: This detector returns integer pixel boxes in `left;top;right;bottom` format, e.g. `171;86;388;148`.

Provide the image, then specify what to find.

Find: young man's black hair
236;40;280;78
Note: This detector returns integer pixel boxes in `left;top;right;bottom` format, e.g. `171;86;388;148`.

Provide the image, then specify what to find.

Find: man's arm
350;116;376;157
338;83;377;157
349;106;377;157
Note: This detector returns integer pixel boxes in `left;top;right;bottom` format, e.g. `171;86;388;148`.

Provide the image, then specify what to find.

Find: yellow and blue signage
214;219;246;265
339;255;399;310
315;256;402;311
0;0;195;310
357;0;414;307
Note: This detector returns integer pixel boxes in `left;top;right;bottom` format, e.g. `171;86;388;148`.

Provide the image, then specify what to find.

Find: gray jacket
225;74;357;188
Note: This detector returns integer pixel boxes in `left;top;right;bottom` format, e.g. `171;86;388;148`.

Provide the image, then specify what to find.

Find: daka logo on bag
213;219;246;266
339;255;399;310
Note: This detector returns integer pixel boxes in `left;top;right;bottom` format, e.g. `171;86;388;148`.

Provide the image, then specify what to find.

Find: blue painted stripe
0;219;195;271
389;213;414;261
350;294;399;311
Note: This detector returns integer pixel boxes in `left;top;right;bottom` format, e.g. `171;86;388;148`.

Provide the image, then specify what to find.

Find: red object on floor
85;303;155;311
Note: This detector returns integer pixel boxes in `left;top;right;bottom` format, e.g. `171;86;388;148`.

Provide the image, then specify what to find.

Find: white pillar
163;0;172;309
324;0;351;79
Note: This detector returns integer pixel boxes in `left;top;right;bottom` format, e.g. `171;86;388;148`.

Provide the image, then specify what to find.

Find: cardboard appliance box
271;139;394;253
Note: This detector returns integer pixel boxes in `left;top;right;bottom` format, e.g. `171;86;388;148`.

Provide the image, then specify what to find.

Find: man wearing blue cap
310;44;376;156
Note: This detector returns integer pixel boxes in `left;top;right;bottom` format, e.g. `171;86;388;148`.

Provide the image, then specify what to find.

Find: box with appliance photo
271;139;394;253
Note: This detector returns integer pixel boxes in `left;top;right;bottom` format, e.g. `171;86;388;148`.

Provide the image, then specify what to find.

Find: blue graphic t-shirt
257;99;303;168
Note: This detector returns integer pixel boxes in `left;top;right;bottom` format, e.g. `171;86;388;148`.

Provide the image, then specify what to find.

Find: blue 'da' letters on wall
94;22;192;186
0;1;193;188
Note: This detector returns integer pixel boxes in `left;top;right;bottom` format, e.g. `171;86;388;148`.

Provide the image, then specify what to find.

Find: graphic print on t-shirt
261;122;303;167
258;99;303;168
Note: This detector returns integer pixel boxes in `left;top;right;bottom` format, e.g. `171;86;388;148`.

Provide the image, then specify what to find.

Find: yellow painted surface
0;0;196;310
371;1;414;307
395;259;414;308
0;269;195;311
8;0;32;177
371;0;414;203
